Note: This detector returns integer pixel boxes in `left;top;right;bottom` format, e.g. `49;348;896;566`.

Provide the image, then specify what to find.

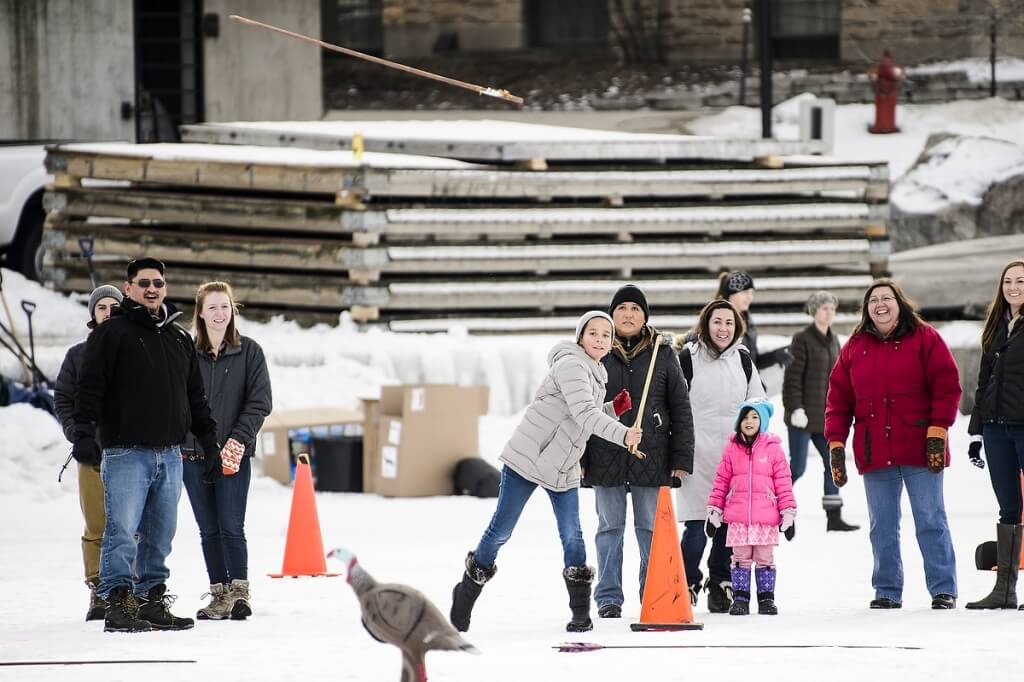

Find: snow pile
908;57;1024;83
0;403;68;498
891;135;1024;214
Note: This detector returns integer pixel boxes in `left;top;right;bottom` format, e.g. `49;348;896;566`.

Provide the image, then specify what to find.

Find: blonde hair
981;260;1024;352
193;281;241;353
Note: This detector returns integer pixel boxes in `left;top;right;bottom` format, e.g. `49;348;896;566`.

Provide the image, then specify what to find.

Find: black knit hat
718;271;755;297
608;284;650;322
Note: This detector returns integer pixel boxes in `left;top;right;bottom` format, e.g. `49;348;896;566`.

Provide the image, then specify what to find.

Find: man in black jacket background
582;284;695;618
54;284;122;622
72;258;220;633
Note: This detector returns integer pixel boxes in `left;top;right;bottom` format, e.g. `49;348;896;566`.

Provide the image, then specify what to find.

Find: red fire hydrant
869;50;903;134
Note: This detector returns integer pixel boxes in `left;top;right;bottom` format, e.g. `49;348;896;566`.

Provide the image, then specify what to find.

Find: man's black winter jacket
72;300;218;452
970;314;1024;434
581;327;695;488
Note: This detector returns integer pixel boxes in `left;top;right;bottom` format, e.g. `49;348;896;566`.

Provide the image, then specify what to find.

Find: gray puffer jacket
500;341;629;492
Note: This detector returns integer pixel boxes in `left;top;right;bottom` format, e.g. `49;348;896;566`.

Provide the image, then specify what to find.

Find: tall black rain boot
563;565;595;633
449;551;496;632
824;496;860;532
966;523;1021;609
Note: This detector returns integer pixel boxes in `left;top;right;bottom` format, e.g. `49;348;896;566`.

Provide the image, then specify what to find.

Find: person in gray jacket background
53;284;123;621
182;281;272;622
449;311;641;635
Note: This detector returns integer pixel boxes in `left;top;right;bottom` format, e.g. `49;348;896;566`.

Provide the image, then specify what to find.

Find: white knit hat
575;310;615;341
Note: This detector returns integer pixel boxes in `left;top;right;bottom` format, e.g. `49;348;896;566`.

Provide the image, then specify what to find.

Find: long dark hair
981;260;1024;353
851;278;924;337
692;299;746;358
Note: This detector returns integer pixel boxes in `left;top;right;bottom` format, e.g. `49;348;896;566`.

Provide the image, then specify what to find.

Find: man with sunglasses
73;257;220;633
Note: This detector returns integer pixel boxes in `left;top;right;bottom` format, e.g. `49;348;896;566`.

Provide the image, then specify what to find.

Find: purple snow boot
755;566;778;615
729;566;751;616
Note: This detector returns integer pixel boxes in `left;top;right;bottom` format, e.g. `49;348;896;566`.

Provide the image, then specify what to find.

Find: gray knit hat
576;310;615;342
805;290;839;316
87;285;123;328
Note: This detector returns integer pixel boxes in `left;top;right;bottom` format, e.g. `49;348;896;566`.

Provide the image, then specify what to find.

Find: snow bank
908;57;1024;83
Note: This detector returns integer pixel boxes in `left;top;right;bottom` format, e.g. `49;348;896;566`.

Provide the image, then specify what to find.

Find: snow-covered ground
1;272;1012;682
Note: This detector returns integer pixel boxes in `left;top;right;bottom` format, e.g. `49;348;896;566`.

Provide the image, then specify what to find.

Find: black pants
983;424;1024;524
681;520;732;587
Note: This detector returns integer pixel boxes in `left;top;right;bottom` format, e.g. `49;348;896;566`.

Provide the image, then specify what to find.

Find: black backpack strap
738;348;753;384
679;346;693;386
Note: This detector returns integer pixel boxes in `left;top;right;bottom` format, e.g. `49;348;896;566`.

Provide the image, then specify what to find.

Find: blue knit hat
735;400;774;433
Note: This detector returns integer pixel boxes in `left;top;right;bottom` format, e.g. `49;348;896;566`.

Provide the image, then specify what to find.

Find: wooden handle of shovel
628;335;663;460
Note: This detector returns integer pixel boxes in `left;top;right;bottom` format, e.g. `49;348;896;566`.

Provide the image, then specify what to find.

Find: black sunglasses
133;278;165;289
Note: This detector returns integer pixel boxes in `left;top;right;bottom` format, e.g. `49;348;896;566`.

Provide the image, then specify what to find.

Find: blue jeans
982;424;1024;525
862;465;957;601
592;485;659;607
98;446;182;598
183;455;252;583
681;519;732;588
474;466;585;569
788;426;839;497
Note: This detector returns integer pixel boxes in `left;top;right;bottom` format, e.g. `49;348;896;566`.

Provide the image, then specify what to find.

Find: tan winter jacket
500;341;629;492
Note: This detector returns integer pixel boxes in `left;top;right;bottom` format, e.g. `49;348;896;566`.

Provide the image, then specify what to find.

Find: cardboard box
365;385;489;497
256;407;363;485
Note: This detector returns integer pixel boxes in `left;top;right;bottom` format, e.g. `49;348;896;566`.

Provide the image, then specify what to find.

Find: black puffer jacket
782;324;840;434
970;315;1024;434
582;327;694;487
742;311;789;370
54;341;88;444
73;300;218;452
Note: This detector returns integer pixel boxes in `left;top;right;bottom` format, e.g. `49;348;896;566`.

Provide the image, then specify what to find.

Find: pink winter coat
706;433;796;526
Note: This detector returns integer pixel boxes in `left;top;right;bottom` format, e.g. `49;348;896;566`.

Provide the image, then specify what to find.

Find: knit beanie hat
735;400;774;433
720;271;755;297
608;284;650;322
575;310;615;342
87;285;123;329
805;290;839;316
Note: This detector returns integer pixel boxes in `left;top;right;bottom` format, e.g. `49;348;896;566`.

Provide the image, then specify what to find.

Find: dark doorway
321;0;384;55
770;0;840;61
524;0;609;49
133;0;204;142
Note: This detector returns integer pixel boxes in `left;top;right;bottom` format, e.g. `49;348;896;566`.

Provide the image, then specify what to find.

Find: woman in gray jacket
183;282;272;621
449;311;641;634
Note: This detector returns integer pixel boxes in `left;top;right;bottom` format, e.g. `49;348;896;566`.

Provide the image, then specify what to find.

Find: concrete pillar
203;0;323;122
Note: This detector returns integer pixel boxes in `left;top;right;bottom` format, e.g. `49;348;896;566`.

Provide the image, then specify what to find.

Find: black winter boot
705;578;734;613
563;565;595;633
103;586;153;633
136;584;195;631
449;551;496;633
966;524;1021;609
86;578;107;622
755;566;778;615
824;498;860;532
729;566;751;616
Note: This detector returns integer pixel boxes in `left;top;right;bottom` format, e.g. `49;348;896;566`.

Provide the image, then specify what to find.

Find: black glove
774;346;793;368
829;443;848;487
968;438;985;469
71;435;101;467
201;439;223;483
782;523;796;542
705;519;717;538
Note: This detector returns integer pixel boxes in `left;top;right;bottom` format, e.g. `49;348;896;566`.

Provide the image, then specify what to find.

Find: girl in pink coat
706;400;796;615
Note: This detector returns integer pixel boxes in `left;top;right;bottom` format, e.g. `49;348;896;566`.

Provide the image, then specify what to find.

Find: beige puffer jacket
500;341;629;492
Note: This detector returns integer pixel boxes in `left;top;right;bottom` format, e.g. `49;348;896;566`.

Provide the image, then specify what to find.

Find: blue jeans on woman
862;465;957;602
982;423;1024;524
592;484;659;608
98;446;182;598
474;466;585;569
183;455;253;584
788;426;839;497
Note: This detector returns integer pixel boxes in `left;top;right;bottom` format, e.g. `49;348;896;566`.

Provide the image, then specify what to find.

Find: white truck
0;144;50;281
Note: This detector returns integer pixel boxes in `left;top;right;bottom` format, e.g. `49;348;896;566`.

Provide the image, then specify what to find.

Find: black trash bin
311;436;363;493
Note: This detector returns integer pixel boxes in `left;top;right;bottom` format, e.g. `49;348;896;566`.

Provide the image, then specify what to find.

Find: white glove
790;408;809;429
706;506;723;528
780;508;797;531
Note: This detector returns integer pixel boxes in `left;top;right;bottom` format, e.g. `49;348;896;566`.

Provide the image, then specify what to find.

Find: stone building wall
382;0;524;58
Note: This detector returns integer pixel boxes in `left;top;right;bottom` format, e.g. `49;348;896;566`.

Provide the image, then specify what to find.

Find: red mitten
612;389;632;416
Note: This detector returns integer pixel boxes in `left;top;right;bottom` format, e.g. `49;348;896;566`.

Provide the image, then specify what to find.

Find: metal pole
990;6;997;98
756;0;774;138
739;6;752;106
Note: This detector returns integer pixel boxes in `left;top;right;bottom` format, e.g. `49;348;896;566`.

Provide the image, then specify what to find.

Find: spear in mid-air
229;15;524;106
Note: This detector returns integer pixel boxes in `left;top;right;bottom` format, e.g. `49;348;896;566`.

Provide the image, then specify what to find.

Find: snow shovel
77;237;98;289
0;269;31;381
628;334;662;460
20;300;39;390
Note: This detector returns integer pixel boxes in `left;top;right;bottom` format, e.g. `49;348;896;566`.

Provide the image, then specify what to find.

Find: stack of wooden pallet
42;120;889;334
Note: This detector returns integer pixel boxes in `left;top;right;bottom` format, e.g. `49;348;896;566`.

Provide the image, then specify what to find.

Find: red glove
612;389;632;417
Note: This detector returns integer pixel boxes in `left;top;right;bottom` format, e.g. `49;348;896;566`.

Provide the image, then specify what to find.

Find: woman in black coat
183;282;272;621
966;260;1024;610
716;271;791;371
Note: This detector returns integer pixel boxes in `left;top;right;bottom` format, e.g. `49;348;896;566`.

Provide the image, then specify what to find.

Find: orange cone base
267;572;341;579
630;622;704;631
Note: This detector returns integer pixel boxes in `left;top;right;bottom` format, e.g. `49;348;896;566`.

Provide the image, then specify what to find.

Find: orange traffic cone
631;486;703;631
268;454;340;578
